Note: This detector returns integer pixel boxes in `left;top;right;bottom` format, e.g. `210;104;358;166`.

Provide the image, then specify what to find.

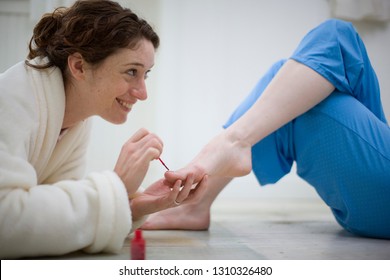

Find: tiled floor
48;198;390;260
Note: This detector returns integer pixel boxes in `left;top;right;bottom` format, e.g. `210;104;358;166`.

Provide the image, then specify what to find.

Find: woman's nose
131;80;148;101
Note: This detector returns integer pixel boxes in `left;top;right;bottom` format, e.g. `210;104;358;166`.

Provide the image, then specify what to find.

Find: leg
168;19;386;184
290;19;390;238
291;19;386;122
248;20;390;237
229;18;386;150
294;92;390;238
154;19;390;234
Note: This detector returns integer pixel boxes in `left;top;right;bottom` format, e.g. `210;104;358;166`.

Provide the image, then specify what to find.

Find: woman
143;19;390;239
0;0;205;259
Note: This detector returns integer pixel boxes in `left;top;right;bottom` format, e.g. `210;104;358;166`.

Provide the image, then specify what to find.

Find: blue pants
224;19;390;239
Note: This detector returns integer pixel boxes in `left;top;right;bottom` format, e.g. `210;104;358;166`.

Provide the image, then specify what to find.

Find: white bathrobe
0;60;137;259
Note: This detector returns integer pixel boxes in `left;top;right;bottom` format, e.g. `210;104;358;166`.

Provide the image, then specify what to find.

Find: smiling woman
64;39;156;126
0;0;206;259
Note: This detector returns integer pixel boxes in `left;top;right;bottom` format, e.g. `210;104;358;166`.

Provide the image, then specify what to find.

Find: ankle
225;127;252;151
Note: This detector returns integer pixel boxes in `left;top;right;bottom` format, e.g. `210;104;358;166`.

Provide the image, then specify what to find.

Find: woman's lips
117;98;133;110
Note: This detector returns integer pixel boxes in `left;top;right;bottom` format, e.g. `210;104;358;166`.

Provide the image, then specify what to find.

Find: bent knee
318;18;357;38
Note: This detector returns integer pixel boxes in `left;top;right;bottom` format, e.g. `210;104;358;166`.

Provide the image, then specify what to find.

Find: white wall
1;0;390;200
0;1;33;71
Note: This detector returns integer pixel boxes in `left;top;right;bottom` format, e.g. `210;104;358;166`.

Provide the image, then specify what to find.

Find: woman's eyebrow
124;62;145;67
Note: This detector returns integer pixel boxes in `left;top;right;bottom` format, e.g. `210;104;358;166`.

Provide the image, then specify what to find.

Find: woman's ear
67;53;86;80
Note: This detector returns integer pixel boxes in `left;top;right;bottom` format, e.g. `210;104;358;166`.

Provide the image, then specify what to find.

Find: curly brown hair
25;0;159;74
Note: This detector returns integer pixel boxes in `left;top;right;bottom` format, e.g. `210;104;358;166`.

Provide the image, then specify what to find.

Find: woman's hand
130;174;208;222
114;128;163;196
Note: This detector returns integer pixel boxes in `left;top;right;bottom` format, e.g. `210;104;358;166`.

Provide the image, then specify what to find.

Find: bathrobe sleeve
0;62;135;259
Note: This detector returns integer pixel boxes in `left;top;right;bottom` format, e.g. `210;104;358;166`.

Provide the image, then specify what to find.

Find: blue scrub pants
224;19;390;239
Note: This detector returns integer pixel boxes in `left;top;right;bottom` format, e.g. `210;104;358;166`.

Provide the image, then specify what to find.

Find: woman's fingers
188;174;209;204
115;128;164;195
173;173;194;204
169;174;209;207
164;170;187;182
164;164;206;185
169;180;182;206
127;127;150;143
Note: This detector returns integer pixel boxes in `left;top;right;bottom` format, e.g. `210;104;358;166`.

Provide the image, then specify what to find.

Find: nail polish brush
158;157;170;171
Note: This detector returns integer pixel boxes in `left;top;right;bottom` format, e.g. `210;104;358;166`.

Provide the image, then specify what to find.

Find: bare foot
141;203;210;230
164;131;252;186
142;176;232;230
190;130;252;179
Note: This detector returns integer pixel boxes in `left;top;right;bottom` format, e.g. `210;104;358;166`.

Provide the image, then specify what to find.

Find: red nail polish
131;229;145;260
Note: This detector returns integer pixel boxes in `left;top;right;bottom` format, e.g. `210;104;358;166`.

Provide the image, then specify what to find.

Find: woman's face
86;39;155;124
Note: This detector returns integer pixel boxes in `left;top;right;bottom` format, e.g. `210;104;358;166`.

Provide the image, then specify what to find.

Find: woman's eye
127;69;151;80
127;69;137;76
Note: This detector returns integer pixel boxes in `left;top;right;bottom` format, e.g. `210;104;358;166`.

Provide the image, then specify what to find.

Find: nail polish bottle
131;229;145;260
